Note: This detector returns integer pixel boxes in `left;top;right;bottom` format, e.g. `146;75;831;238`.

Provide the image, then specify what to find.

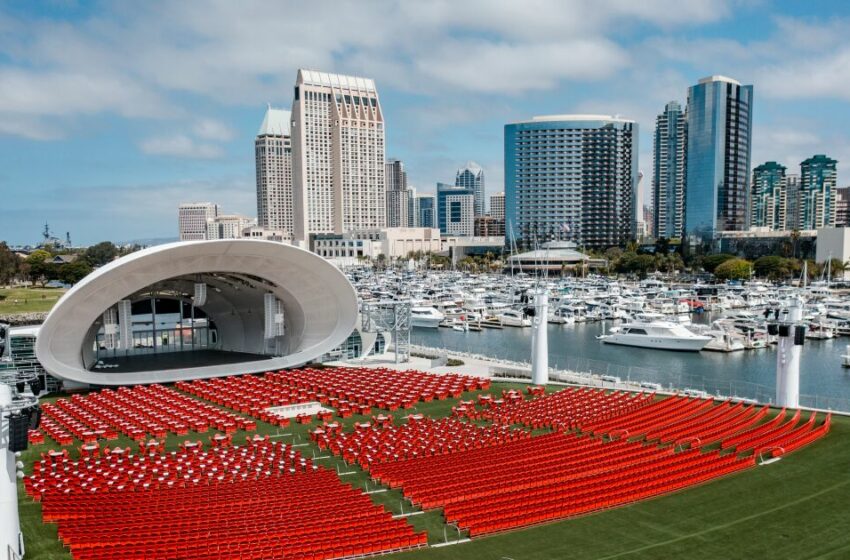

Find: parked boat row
347;267;850;360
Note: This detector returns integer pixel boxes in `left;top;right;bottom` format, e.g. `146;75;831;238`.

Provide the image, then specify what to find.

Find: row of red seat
722;409;831;456
584;395;712;437
34;384;253;446
313;416;530;469
30;441;426;560
454;388;654;431
26;437;309;499
34;414;75;446
368;431;754;536
177;366;488;421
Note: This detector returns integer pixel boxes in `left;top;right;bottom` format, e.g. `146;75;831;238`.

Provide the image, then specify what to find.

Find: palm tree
790;229;801;259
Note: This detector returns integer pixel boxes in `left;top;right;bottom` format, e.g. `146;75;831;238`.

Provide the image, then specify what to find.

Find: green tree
83;241;119;268
58;260;93;285
702;253;735;273
26;249;57;287
790;229;801;259
753;255;793;281
826;258;847;279
0;242;19;286
714;258;752;281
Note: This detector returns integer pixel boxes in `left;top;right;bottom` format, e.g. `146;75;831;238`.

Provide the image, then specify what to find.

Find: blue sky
2;0;850;245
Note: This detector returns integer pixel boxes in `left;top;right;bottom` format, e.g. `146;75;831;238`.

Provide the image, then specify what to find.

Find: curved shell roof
35;240;358;385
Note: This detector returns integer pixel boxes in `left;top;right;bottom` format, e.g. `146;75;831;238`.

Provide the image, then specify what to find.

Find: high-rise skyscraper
785;174;801;231
798;154;838;230
504;114;638;249
836;186;850;228
750;161;787;230
178;202;220;241
652;101;687;239
385;159;409;227
490;192;505;220
406;187;417;227
255;106;293;239
290;70;386;240
437;183;474;236
415;194;436;228
685;75;753;243
456;162;485;217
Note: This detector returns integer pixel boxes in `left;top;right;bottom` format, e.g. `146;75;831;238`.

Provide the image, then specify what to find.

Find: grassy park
17;383;850;560
0;287;66;315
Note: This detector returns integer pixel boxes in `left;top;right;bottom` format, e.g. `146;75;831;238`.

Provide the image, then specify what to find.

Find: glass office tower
504;114;638;250
685;75;753;245
751;161;787;230
652;101;687;239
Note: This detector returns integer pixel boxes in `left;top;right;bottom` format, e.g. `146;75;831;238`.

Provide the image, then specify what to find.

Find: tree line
0;241;140;287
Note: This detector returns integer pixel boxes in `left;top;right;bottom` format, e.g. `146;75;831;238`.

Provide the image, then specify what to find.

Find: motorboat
410;307;444;329
842;345;850;368
689;325;746;352
496;309;531;327
597;316;712;351
548;307;576;325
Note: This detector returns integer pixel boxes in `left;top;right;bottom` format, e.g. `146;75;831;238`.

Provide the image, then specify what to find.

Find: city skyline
3;1;850;245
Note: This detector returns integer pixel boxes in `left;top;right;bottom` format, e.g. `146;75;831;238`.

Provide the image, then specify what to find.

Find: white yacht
597;315;712;351
548;307;576;325
496;309;531;327
689;324;746;352
410;307;444;328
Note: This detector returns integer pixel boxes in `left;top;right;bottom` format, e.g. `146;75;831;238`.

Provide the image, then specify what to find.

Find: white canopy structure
35;240;358;385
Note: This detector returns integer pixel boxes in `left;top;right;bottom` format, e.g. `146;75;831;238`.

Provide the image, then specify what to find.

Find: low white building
242;226;292;243
312;227;443;264
206;214;257;240
817;227;850;279
178;202;220;241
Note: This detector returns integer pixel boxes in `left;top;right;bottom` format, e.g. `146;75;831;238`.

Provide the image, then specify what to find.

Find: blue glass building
456;162;485;217
751;161;786;230
416;194;436;228
504;115;638;250
436;182;474;236
652;101;687;239
685;76;753;244
799;154;838;230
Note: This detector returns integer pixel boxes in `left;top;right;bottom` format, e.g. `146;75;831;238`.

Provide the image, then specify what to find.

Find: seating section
454;387;654;431
178;367;489;420
27;439;426;560
364;395;831;537
313;416;530;469
35;384;253;446
722;410;832;456
370;432;755;536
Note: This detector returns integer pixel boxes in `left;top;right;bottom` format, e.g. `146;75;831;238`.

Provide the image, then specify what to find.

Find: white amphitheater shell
35;240;359;386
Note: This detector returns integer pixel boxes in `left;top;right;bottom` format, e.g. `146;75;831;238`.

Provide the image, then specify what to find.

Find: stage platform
92;350;272;374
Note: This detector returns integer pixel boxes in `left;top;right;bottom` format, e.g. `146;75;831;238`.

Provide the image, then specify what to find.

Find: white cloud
193;118;234;141
139;134;224;159
417;39;628;94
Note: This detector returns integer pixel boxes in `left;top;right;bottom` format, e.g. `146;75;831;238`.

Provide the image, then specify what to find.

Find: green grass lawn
0;287;66;315
17;384;850;560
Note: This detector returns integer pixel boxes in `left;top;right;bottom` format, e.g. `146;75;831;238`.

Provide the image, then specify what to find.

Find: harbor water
412;314;850;411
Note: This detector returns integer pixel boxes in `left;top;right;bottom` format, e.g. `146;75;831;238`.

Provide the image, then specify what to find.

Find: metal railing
407;343;850;413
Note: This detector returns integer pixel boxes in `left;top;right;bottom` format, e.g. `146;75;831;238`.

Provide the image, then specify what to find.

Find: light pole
530;288;549;386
